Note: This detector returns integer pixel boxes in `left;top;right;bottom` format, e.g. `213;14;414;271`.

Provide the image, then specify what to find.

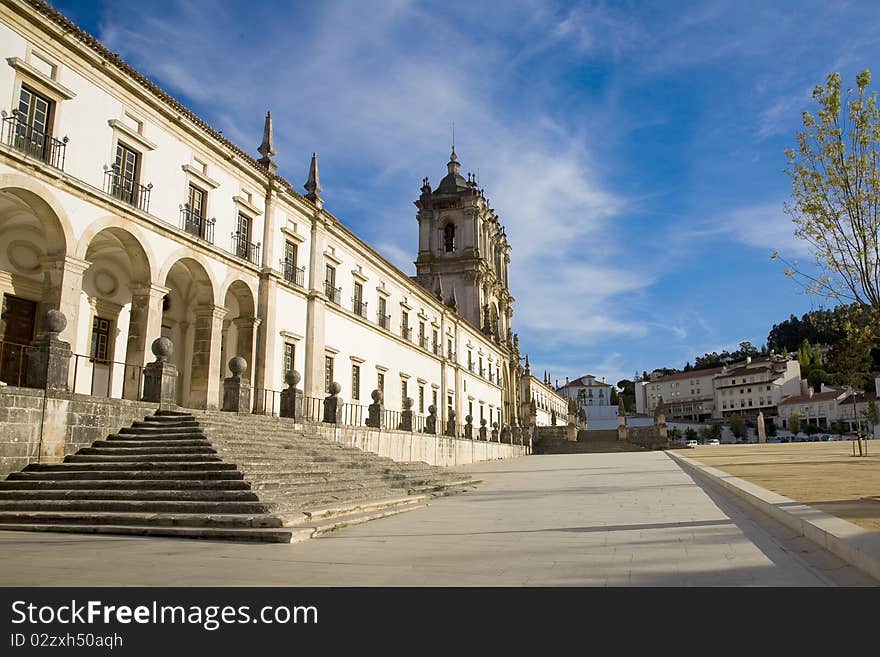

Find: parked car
707;439;720;445
686;440;698;447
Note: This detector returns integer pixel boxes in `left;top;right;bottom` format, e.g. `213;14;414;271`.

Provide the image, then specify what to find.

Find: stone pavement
0;452;875;586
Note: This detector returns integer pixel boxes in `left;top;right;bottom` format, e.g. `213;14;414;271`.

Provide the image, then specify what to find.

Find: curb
667;451;880;582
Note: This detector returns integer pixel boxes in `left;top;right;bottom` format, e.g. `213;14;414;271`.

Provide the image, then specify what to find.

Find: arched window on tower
444;223;455;252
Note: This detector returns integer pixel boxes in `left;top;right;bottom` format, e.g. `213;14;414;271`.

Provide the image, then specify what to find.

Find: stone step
93;439;212;449
0;510;282;528
282;494;431;526
79;446;217;456
0;499;271;514
0;479;251;491
133;419;200;428
64;454;222;463
8;469;242;481
119;426;204;435
0;489;260;502
105;433;209;442
155;410;195;417
25;461;238;472
0;523;302;543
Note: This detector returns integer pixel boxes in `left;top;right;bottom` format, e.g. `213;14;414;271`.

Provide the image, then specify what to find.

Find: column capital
129;282;171;299
194;305;228;321
232;316;261;329
39;254;91;275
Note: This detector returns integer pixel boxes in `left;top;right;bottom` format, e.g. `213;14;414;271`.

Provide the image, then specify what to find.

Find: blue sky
52;0;880;386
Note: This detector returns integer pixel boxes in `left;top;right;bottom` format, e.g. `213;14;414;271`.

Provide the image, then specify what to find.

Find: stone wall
0;386;159;476
535;425;577;442
305;422;530;467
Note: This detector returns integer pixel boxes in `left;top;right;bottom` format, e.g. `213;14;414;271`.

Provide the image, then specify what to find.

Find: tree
685;427;698;442
862;399;879;433
765;419;777;437
700;424;719;442
778;70;880;309
789;411;803;436
728;415;746;440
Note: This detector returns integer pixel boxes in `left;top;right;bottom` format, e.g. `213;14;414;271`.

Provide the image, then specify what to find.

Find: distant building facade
555;374;616;421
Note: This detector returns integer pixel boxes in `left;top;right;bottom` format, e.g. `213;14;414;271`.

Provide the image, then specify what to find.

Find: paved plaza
0;452;874;586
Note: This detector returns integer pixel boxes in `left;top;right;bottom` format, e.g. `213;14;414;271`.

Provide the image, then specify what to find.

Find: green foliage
728;415;747;438
829;420;845;435
862;399;880;426
782;70;880;307
700;424;721;441
804;423;821;435
765;419;778;437
789;411;802;435
684;427;697;441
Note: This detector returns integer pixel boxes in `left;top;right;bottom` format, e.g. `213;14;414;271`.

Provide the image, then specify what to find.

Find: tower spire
304;152;323;208
257;111;277;173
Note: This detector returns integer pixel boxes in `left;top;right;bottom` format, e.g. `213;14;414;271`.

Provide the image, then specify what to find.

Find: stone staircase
0;410;476;543
534;430;648;454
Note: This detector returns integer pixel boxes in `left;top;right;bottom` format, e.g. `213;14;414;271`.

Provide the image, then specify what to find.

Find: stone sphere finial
151;337;173;362
285;370;301;387
44;309;67;336
492;422;499;429
371;389;383;403
448;409;456;419
480;418;487;427
329;381;341;396
465;414;473;423
229;356;247;377
428;404;436;415
403;397;413;410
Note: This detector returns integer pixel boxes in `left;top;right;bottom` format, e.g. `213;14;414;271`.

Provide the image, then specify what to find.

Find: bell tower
414;148;513;345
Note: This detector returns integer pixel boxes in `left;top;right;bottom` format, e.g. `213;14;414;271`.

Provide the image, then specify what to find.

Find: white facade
0;1;522;430
555;373;616;421
525;375;569;427
637;367;721;421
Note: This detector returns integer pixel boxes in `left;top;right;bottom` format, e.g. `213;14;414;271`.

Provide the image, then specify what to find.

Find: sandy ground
687;440;880;533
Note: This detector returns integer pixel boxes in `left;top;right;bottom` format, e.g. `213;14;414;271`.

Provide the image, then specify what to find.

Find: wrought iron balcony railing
180;204;215;244
104;165;152;212
401;326;412;342
1;111;67;170
353;298;369;318
419;336;429;350
378;313;390;330
324;281;342;305
280;258;305;287
230;232;260;265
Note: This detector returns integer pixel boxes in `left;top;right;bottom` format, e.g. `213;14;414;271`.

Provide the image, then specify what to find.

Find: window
283;342;295;376
447;394;453;417
432;329;439;352
419;322;426;347
324;355;334;393
447;338;453;359
184;183;208;238
351;364;360;401
15;85;54;161
401;380;408;409
325;265;337;303
283;241;301;285
468;400;473;418
401;311;410;339
111;141;141;204
432;389;437;408
443;223;455;252
419;385;425;413
378;296;388;328
353;282;365;316
234;213;252;259
468;350;473;370
377;372;385;395
90;317;111;363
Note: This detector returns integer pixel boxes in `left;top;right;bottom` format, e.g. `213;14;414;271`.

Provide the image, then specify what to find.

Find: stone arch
161;256;220;409
0;180;80;382
219;279;258;382
74;216;158;276
75;226;154;398
156;248;218;299
443;221;456;253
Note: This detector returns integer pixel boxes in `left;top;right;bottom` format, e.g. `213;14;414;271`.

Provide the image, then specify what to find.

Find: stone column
303;212;327;399
25;309;71;391
222;356;251;413
190;305;226;409
367;389;384;428
234;316;260;401
38;255;89;349
280;370;302;419
323;381;341;423
757;411;767;443
142;337;178;405
124;283;169;400
401;397;414;431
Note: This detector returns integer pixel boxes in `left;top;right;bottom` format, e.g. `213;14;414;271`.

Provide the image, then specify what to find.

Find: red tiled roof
779;390;844;406
647;366;725;383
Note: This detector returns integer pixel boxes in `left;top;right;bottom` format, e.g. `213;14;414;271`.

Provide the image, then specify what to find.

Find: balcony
353;298;369;318
419;336;429;350
433;342;442;356
401;326;412;342
280;258;305;287
1;111;67;170
104;165;152;212
230;232;260;265
447;350;456;362
324;281;341;305
180;205;215;244
378;313;390;330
